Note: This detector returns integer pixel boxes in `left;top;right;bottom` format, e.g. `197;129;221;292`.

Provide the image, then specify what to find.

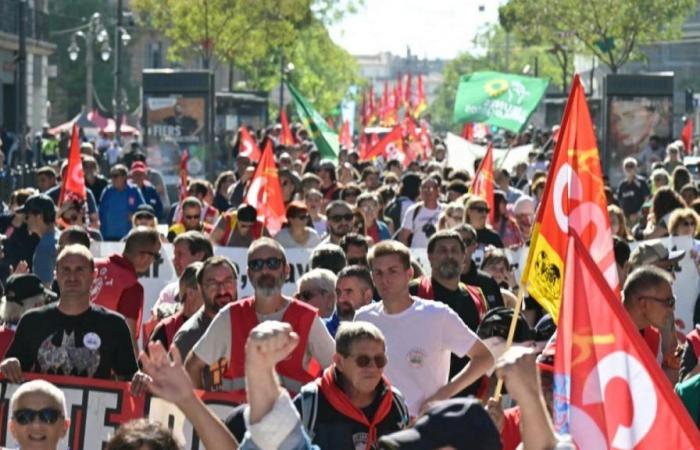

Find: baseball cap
477;307;535;343
377;398;501;450
628;241;685;268
15;194;56;217
4;274;57;305
130;161;147;174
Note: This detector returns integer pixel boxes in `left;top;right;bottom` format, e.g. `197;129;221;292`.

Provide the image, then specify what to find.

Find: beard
337;301;356;321
437;258;462;279
252;273;285;299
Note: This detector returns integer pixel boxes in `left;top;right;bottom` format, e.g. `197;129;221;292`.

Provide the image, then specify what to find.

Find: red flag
361;126;405;164
368;86;377;125
414;74;427;117
462;122;474;142
245;141;285;235
470;143;495;225
58;124;87;208
176;148;189;222
396;74;403;106
239;127;262;162
402;115;422;162
681;118;693;155
280;109;294;146
419;118;433;158
404;73;413;109
370;133;379;148
522;75;617;320
554;234;700;448
358;133;369;157
339;120;352;149
360;92;368;128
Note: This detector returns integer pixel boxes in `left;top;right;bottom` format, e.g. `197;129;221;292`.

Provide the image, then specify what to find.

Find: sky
328;0;504;60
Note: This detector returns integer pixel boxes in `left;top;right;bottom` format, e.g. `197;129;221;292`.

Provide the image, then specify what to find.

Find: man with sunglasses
186;238;334;396
320;200;354;245
622;265;680;382
91;227;162;349
8;379;70;450
454;224;505;309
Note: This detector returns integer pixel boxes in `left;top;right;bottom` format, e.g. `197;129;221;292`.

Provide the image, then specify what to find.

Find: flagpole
493;282;527;400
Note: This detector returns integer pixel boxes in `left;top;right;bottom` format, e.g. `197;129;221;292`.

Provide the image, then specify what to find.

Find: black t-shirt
617;177;650;216
476;227;504;248
6;303;138;380
461;260;505;310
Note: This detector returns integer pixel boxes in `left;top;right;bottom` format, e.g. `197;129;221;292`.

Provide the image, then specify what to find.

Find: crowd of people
0;117;697;450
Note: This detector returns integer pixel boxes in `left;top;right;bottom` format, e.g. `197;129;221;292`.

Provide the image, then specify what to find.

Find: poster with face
145;96;207;183
606;96;672;181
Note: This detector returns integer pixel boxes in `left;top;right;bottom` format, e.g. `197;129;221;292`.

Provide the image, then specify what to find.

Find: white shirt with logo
354;296;478;416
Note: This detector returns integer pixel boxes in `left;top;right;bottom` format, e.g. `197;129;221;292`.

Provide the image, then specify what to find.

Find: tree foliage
500;0;696;73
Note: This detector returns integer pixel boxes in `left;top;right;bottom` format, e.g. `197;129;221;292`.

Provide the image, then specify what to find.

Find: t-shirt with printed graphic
5;303;138;380
400;203;445;248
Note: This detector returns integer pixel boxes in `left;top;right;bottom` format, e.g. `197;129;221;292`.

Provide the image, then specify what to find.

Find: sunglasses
291;214;310;221
329;213;354;222
184;214;200;220
470;206;490;214
248;257;284;272
299;289;327;301
13;408;62;425
349;353;388;368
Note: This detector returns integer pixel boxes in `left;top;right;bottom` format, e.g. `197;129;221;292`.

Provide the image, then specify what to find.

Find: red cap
130;161;147;174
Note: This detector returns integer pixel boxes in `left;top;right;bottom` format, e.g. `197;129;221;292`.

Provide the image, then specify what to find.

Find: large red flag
522;75;617;320
554;234;700;449
238;127;262;162
681;118;693;155
360;126;405;164
419;118;433;159
404;73;413;110
245;141;285;235
414;74;427;117
470;143;495;225
339;120;352;150
279;109;294;146
58;124;87;208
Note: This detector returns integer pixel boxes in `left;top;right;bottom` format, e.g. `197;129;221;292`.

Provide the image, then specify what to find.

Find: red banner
0;373;244;450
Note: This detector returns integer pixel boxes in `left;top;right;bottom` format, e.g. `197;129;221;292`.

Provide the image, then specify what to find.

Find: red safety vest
91;254;143;337
224;297;318;398
416;276;489;321
686;327;700;359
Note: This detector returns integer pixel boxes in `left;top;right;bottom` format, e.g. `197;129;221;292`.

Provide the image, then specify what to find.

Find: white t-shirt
400;203;445;248
192;299;335;389
354;297;478;417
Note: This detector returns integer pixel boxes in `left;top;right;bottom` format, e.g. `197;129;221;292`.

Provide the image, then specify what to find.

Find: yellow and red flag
280;109;294;146
414;74;427;117
339;120;352;150
58;124;87;208
681;118;693;155
404;73;413;110
360;125;405;164
521;75;617;320
470;143;495;225
245;140;285;235
239;127;262;162
554;234;700;448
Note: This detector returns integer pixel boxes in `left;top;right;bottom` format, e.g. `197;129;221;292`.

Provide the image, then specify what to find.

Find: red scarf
317;367;394;450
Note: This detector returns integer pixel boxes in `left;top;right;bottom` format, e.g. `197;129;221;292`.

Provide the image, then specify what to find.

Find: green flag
452;71;549;133
287;83;339;161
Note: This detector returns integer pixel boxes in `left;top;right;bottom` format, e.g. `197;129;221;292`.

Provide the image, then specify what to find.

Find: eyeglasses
348;353;388;368
329;213;354;222
248;257;284;272
13;408;62;425
298;289;327;301
470;206;490;214
640;295;676;308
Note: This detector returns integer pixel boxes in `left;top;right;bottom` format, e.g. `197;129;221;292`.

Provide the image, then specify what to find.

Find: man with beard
186;238;335;396
175;256;238;390
320;200;353;245
336;265;374;321
409;230;489;397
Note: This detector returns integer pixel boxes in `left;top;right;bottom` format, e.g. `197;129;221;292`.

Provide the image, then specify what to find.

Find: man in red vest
185;237;335;395
149;262;203;350
90;226;161;349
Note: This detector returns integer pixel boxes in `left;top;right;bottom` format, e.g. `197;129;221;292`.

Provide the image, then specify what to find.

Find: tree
500;0;696;73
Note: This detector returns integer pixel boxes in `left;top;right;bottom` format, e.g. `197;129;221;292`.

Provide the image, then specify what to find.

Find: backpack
385;196;408;233
390;202;422;246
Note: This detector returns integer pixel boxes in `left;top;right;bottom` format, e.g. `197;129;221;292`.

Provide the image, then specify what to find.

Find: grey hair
10;379;67;417
297;268;337;293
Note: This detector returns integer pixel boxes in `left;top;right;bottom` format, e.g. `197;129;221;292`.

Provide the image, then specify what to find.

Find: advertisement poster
606;95;672;180
145;96;208;184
